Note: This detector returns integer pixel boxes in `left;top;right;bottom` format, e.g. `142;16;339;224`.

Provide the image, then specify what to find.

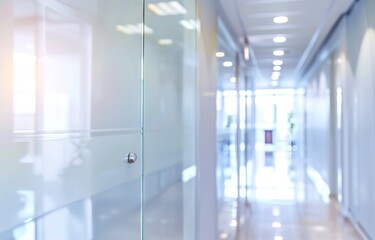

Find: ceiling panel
218;0;354;89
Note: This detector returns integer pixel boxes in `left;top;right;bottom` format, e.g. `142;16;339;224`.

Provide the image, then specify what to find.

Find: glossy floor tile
237;150;362;240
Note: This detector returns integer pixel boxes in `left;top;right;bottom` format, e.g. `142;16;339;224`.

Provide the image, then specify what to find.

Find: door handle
126;152;137;164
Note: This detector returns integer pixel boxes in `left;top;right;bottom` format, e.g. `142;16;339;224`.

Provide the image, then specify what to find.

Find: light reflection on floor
252;151;296;202
218;142;363;240
242;147;361;240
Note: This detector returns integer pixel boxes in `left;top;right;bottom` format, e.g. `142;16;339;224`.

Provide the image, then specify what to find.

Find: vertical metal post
250;75;256;203
244;75;250;207
235;52;241;239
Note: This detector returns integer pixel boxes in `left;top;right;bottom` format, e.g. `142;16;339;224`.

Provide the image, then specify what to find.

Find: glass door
0;0;143;239
143;0;197;239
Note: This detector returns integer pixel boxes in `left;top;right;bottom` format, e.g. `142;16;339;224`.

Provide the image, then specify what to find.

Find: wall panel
304;0;375;238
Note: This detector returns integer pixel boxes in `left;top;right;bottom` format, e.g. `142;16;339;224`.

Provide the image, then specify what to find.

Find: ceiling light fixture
223;61;233;67
244;37;250;61
271;75;279;81
220;232;229;239
273;66;281;71
273;50;285;56
158;39;173;45
271;81;279;87
216;52;225;58
180;19;196;30
244;46;250;61
273;60;283;66
272;222;282;228
230;77;236;83
147;1;187;16
116;24;154;35
273;36;287;43
272;72;281;78
273;16;289;24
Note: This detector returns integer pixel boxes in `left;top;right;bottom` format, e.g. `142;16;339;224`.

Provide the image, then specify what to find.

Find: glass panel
143;0;197;238
0;0;143;239
216;38;242;239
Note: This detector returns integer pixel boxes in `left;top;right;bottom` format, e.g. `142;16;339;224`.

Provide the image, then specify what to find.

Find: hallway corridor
3;0;375;239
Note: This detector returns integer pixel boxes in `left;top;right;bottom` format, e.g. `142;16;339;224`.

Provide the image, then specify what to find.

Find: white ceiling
218;0;354;89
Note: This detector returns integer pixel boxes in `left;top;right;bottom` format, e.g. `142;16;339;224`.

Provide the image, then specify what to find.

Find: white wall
304;0;375;238
305;62;332;195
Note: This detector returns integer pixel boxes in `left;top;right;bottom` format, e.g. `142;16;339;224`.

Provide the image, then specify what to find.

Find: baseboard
306;167;371;240
346;213;371;240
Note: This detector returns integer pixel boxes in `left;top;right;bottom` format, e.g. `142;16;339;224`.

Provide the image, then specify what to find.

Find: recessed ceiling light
271;81;279;87
274;236;283;240
116;24;154;35
273;50;285;56
180;19;196;30
147;1;187;16
244;46;250;61
116;25;132;34
223;61;233;67
272;222;282;228
273;66;282;71
273;36;287;43
272;72;281;79
230;77;236;83
273;60;283;66
220;232;229;239
273;16;289;24
158;39;173;45
216;52;225;57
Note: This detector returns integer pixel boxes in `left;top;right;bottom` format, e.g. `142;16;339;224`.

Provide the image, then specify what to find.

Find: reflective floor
237;149;362;240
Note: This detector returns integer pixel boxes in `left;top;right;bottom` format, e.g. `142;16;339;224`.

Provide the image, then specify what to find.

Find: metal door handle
127;152;137;164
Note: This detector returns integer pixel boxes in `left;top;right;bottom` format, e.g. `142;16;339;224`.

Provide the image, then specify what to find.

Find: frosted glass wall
0;0;197;239
143;0;197;239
